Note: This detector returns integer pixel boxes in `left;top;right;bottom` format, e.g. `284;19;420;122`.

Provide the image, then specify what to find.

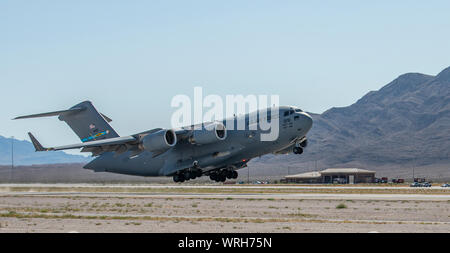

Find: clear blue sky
1;0;450;153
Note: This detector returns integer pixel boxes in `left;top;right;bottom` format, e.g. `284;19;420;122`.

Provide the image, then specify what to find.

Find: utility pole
10;136;14;182
247;166;250;184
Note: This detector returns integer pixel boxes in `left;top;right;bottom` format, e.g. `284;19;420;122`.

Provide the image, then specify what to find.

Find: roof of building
284;168;375;179
320;168;375;174
285;171;322;179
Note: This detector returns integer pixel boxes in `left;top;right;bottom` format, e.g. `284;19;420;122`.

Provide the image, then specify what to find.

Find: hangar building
284;168;375;184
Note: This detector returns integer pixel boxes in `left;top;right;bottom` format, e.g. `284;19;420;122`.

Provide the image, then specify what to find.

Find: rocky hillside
250;66;450;179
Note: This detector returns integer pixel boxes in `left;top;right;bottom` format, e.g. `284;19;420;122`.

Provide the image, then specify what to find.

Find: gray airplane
14;101;312;182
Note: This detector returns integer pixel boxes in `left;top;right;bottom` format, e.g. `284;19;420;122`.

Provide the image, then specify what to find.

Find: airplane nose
300;112;313;131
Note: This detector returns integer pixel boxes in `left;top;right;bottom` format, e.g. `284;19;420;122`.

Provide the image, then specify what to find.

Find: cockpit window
284;109;296;117
295;109;303;112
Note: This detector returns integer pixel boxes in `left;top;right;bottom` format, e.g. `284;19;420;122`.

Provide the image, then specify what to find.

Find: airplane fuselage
84;106;313;179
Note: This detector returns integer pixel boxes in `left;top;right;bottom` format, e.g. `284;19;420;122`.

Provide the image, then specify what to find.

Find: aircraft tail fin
28;132;47;151
15;101;119;142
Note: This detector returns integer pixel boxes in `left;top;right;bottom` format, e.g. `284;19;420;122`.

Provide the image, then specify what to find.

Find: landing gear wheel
300;139;308;148
176;173;185;183
232;171;238;179
293;147;303;154
195;170;202;177
218;170;226;182
184;171;191;181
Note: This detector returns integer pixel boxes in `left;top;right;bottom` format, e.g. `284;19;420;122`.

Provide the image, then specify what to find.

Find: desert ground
0;184;449;233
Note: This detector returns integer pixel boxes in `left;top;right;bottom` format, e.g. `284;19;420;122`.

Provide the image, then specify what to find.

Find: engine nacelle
140;129;177;152
189;122;227;145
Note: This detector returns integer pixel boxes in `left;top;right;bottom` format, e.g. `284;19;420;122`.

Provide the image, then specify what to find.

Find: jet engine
140;129;177;152
189;122;227;145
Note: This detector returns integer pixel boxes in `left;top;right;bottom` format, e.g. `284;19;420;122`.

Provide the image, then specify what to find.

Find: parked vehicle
333;178;347;184
441;183;450;187
375;177;388;183
410;182;421;187
420;182;432;187
392;179;405;184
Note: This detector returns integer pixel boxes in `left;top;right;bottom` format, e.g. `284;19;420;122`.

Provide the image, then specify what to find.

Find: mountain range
0;135;90;165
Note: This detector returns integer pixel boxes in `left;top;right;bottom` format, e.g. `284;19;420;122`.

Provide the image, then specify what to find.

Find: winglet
27;132;48;152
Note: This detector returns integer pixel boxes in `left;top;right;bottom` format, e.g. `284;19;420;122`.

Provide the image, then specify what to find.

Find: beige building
285;171;322;183
284;168;375;184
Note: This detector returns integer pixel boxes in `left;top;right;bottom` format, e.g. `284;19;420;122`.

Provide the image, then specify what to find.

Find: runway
1;192;449;201
1;183;449;232
1;183;449;190
0;183;449;201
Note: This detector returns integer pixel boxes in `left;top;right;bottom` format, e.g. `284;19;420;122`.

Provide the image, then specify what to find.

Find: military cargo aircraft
14;101;312;182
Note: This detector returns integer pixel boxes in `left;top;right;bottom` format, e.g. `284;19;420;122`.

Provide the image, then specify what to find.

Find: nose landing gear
293;138;307;154
299;139;307;148
293;146;303;154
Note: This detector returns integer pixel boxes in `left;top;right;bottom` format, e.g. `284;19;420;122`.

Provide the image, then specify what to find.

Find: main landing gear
172;160;240;183
209;169;238;183
173;168;203;183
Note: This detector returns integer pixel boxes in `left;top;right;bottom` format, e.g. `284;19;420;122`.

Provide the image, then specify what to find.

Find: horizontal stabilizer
13;107;85;120
28;132;47;152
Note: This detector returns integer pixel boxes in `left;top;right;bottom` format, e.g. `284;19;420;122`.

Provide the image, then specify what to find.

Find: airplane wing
28;132;138;153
